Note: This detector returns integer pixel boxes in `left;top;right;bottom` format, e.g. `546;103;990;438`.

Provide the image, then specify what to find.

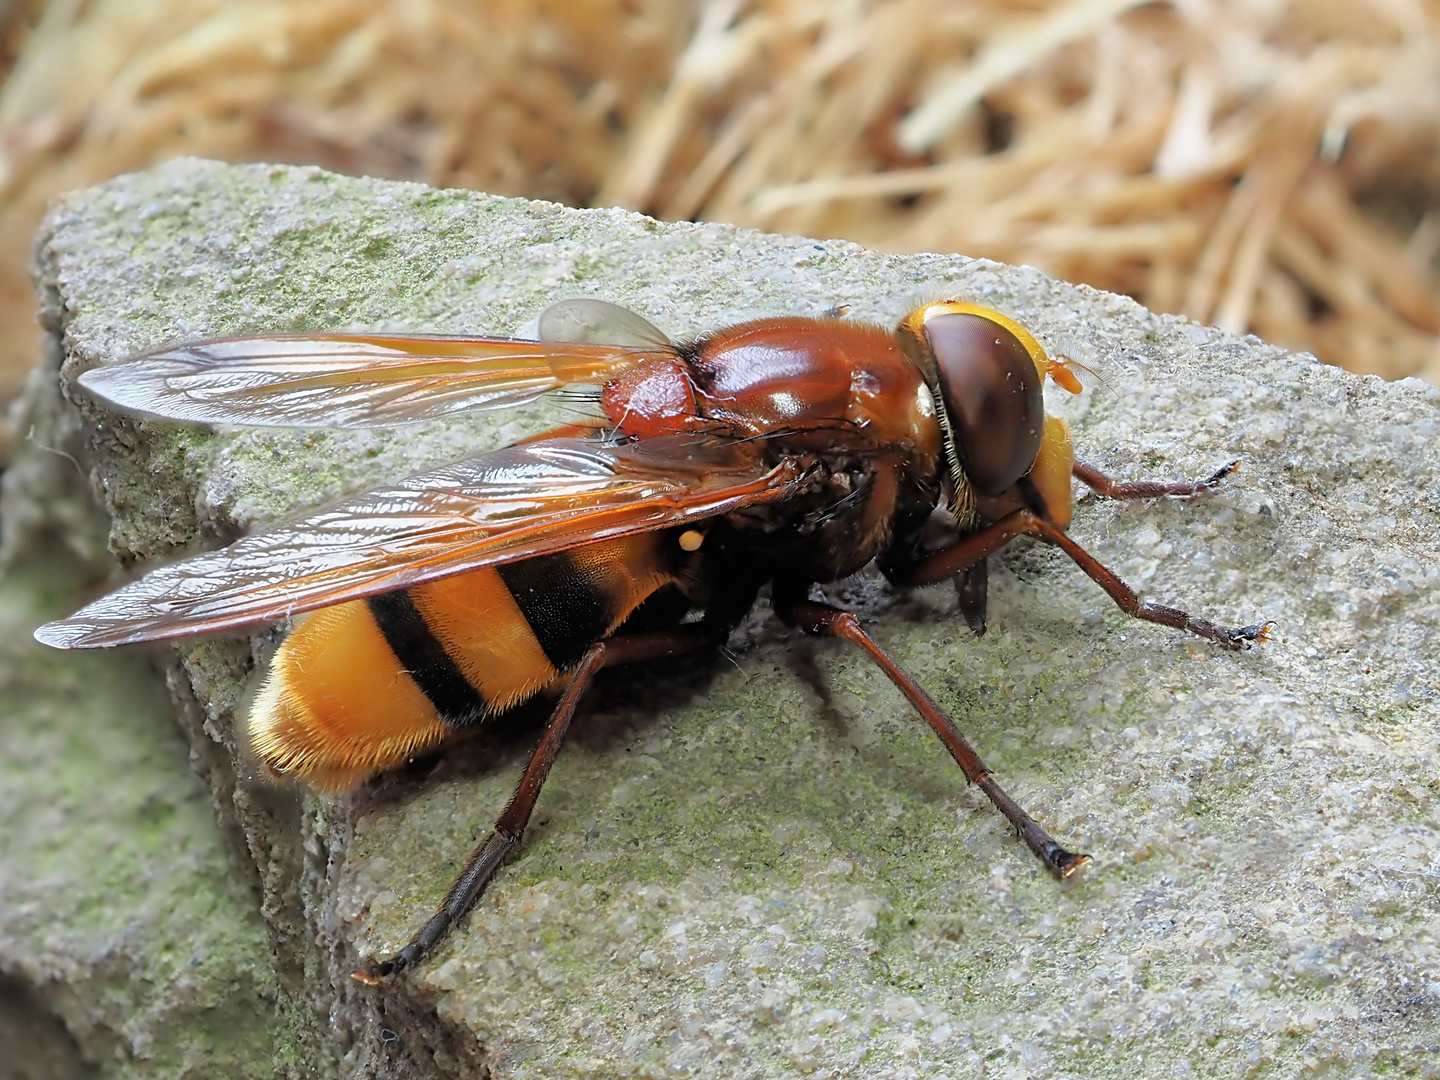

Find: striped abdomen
249;534;680;791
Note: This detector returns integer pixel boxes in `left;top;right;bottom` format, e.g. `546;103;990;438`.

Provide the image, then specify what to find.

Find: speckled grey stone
14;158;1440;1078
0;485;281;1075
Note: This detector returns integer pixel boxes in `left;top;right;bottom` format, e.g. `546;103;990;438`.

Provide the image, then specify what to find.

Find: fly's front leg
1073;458;1239;501
776;596;1089;878
894;511;1272;649
353;626;718;984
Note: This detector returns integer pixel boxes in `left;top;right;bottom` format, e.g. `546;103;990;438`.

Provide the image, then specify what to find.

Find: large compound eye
923;312;1043;495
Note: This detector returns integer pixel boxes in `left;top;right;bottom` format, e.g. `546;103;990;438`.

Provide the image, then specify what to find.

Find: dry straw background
0;0;1436;460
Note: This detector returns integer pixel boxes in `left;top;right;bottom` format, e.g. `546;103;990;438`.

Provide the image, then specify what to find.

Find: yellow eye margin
903;300;1084;396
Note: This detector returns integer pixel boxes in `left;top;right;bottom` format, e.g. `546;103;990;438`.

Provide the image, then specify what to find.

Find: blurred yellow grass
0;0;1436;458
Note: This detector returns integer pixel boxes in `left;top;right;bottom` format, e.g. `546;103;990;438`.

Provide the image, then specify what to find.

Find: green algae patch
0;554;280;1079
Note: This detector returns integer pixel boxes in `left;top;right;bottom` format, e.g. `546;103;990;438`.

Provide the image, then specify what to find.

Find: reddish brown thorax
600;317;941;462
599;357;704;437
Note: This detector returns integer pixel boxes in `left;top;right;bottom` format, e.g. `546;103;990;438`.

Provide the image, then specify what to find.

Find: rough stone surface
7;158;1439;1078
0;547;281;1077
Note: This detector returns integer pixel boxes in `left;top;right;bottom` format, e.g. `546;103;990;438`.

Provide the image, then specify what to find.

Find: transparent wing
539;299;673;350
77;330;673;428
540;298;676;381
36;434;805;649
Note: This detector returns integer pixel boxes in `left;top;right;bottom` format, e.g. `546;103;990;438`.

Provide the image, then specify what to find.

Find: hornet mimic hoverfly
36;298;1272;982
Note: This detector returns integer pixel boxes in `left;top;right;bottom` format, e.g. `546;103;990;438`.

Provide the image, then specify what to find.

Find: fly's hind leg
776;596;1089;878
1073;458;1239;501
353;627;717;984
